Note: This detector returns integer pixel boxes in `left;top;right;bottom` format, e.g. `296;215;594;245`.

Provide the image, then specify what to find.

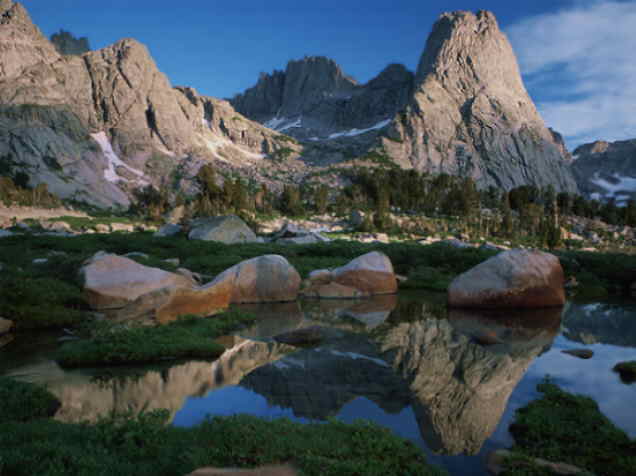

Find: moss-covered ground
613;361;636;383
503;379;636;476
55;311;256;368
0;377;448;476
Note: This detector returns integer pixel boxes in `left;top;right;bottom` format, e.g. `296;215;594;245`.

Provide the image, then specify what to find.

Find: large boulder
215;255;301;304
271;222;330;245
79;252;233;323
79;252;194;310
332;251;397;295
188;216;257;244
448;249;565;309
0;317;14;348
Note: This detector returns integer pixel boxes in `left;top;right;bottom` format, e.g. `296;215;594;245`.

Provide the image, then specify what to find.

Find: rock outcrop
448;249;565;309
233;10;578;193
0;0;293;208
188;215;257;243
50;29;90;55
384;11;577;192
571;139;636;204
232;57;413;141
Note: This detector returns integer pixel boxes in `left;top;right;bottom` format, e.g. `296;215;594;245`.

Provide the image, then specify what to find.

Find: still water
2;293;635;476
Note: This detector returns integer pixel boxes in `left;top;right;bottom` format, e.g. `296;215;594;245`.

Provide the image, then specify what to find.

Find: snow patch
589;173;636;204
90;132;148;185
264;116;302;132
327;118;391;140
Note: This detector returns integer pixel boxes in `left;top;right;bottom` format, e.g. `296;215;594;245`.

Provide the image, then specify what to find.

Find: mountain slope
572;139;636;204
234;10;578;193
0;0;293;207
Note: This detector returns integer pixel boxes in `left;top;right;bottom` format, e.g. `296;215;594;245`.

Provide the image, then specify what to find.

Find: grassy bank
56;311;256;368
502;379;636;476
0;233;634;331
0;377;447;476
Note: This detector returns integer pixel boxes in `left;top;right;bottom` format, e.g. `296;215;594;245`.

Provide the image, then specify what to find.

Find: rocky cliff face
571;139;636;204
231;56;414;141
384;11;577;192
0;0;292;207
234;10;578;193
50;29;90;55
0;2;579;207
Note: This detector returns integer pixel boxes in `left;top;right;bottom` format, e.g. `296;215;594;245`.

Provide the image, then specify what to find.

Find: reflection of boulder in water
239;333;411;419
377;307;561;455
6;338;294;423
562;301;636;347
235;302;306;339
302;294;397;330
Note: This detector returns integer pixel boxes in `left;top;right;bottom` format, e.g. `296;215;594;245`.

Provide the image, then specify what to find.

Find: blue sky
20;0;636;148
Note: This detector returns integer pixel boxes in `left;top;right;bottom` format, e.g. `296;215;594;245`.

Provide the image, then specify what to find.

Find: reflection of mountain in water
240;333;411;419
5;337;295;423
562;301;636;347
377;307;561;455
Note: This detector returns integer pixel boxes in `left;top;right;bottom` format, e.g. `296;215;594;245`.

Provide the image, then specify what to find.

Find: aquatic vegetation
506;378;636;476
613;361;636;383
0;377;61;424
56;311;256;368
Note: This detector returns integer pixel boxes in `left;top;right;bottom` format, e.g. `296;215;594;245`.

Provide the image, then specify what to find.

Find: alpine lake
2;292;635;476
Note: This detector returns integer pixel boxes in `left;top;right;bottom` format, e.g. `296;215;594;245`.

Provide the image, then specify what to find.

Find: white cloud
507;1;636;148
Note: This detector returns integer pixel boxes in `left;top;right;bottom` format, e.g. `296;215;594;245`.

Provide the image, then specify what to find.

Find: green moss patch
0;411;446;476
0;377;61;424
56;311;256;368
613;361;636;383
507;379;636;476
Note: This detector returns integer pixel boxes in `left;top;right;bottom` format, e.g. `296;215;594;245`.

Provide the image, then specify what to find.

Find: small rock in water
562;349;594;359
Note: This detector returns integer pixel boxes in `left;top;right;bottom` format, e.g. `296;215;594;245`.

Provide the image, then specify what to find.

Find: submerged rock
562;349;594;360
448;249;565;309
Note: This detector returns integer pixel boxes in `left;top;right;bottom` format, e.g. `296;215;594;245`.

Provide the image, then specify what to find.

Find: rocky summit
572;139;636;205
0;2;579;210
233;10;578;193
385;11;578;192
